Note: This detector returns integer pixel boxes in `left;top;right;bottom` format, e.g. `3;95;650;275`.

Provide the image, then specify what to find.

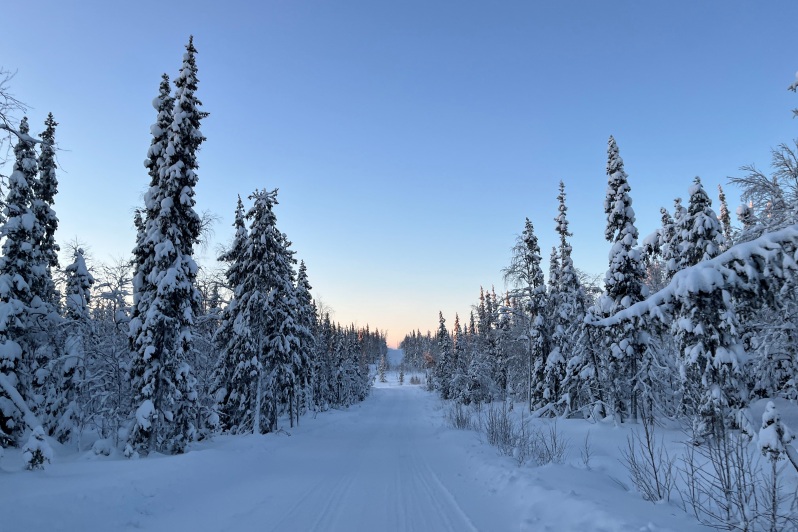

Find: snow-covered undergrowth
444;392;798;531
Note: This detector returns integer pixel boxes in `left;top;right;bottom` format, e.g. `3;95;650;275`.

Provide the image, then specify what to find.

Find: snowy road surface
1;380;705;531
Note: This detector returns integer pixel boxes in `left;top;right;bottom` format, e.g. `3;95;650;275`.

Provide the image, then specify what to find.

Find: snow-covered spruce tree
549;181;588;416
494;294;515;401
378;354;388;383
675;177;744;438
128;38;207;456
313;313;334;411
215;189;303;433
596;136;647;421
293;260;316;421
53;247;95;444
32;113;59;307
503;218;548;412
677;177;726;270
433;312;452;398
33;115;73;442
665;198;686;281
272;230;306;429
449;313;469;403
0;118;43;444
212;195;258;433
467;288;499;404
717;184;733;251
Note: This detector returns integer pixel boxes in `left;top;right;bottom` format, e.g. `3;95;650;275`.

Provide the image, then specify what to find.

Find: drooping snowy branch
591;225;798;328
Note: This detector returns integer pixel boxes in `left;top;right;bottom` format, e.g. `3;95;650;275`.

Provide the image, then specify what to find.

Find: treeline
0;37;386;462
411;116;798;442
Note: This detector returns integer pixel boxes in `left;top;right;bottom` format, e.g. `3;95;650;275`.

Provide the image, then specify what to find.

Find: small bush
22;426;52;471
620;416;675;503
484;404;514;455
446;403;472;430
532;421;569;465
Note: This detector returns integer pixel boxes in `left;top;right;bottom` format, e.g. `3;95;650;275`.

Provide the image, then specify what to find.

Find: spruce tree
0;118;41;443
675;178;740;437
598;136;646;421
547;181;586;416
215;190;302;433
514;219;548;412
293;261;316;419
717;184;733;250
665;198;687;280
212;196;257;434
128;38;207;455
434;312;452;398
677;177;724;270
56;247;95;443
32;113;59;306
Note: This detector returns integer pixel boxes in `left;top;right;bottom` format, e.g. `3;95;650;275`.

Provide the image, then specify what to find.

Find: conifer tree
511;219;548;412
717;184;733;250
378;354;388;383
128;38;206;455
449;313;468;402
0;118;41;443
294;261;316;418
434;312;453;398
217;189;302;433
212;196;258;433
56;247;95;443
547;181;586;415
32;113;59;306
598;136;646;421
677;177;724;269
665;198;687;280
674;178;740;437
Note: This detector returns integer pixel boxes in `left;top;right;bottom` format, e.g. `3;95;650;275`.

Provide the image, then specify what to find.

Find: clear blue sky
3;1;797;346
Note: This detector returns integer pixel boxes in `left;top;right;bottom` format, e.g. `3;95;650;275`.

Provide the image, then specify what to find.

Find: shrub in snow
620;415;674;502
445;403;471;430
22;426;52;470
759;401;794;461
92;438;113;457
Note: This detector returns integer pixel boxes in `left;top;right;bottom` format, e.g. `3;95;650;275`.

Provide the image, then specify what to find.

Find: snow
135;399;155;431
0;374;709;531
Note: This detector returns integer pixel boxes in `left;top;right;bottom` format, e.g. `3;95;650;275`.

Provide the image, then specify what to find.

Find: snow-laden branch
589;225;798;327
0;123;40;144
0;372;43;431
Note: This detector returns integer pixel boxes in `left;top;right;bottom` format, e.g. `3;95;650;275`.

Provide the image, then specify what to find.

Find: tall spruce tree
504;218;548;410
32;113;59;306
212;196;258;434
674;177;740;438
128;37;206;455
553;181;588;415
0;118;41;444
56;247;95;443
215;189;302;433
717;184;733;250
294;261;316;418
599;136;646;421
434;312;453;399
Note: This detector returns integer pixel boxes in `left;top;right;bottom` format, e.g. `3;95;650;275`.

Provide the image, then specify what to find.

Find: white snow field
1;375;709;532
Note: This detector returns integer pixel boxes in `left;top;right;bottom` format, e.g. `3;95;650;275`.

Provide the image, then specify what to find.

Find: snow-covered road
1;380;706;531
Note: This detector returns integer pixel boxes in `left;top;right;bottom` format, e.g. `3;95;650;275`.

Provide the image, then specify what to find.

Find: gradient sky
3;1;798;346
